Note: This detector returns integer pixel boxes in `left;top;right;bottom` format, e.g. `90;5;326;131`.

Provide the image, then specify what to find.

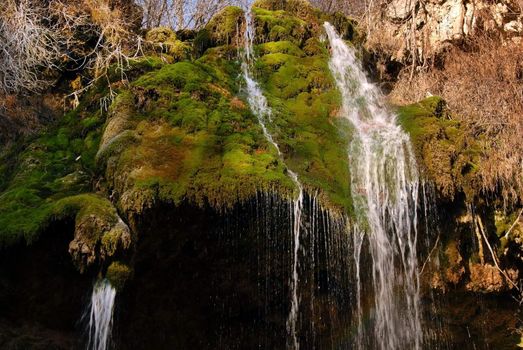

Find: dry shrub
0;0;62;93
0;0;142;96
391;35;523;201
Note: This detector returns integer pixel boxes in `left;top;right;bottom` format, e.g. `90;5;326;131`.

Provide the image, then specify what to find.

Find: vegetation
106;261;132;290
103;57;296;210
252;13;352;210
393;36;523;203
97;2;355;213
0;60;152;248
0;3;358;249
397;96;483;200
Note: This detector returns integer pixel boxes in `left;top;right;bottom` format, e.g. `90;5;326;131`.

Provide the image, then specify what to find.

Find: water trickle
87;279;116;350
241;10;304;349
324;22;423;350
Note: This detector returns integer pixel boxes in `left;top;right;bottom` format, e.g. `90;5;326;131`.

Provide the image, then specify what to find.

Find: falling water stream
324;23;423;349
87;279;117;350
241;10;304;349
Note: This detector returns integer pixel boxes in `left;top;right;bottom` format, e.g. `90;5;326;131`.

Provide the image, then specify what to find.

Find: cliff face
368;0;523;63
0;0;522;348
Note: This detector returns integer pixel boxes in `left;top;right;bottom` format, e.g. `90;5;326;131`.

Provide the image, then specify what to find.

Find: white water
87;279;117;350
241;10;304;349
324;23;422;350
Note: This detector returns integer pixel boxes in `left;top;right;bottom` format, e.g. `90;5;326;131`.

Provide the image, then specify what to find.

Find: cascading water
87;279;117;350
241;10;304;349
324;23;423;349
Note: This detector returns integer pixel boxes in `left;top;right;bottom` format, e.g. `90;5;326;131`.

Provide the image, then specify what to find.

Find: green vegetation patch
106;261;132;291
252;35;352;212
0;103;103;246
0;4;361;246
0;60;164;247
252;6;311;45
397;96;484;199
101;53;295;211
205;6;244;46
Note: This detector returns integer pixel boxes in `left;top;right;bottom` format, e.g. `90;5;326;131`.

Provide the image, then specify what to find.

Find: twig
504;207;523;240
477;215;520;291
420;233;440;275
473;214;485;265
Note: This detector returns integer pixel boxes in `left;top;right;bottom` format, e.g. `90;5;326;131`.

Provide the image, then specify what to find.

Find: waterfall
241;10;304;349
324;23;422;350
87;279;117;350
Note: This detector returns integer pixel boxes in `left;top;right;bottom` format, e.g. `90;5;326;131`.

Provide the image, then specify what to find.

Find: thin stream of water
241;10;304;349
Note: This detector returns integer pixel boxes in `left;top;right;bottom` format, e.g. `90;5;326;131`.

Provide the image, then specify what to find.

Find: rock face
370;0;523;62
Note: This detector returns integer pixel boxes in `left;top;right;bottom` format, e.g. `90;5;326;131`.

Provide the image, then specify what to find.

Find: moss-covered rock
0;4;355;267
253;0;315;20
0;60;163;266
0;105;104;246
252;6;312;45
397;96;483;200
58;194;132;272
253;38;352;212
205;6;244;46
106;261;132;290
101;57;296;211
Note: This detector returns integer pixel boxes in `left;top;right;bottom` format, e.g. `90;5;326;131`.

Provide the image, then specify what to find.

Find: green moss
102;57;295;210
106;261;132;291
252;7;311;44
0;5;358;247
397;97;484;199
193;29;213;56
252;37;352;212
205;6;244;46
257;41;304;56
146;26;177;42
0;76;123;246
253;0;316;20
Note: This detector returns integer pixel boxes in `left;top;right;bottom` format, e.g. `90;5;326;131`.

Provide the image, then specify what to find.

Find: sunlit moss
397;96;484;199
252;33;352;212
205;6;244;46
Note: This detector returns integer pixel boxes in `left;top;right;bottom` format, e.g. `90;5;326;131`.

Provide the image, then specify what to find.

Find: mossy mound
253;38;352;211
100;55;295;212
0;110;131;267
397;96;484;200
205;6;245;47
94;5;354;215
253;0;316;20
252;0;359;44
106;261;132;290
0;103;103;246
0;59;157;254
252;6;312;45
